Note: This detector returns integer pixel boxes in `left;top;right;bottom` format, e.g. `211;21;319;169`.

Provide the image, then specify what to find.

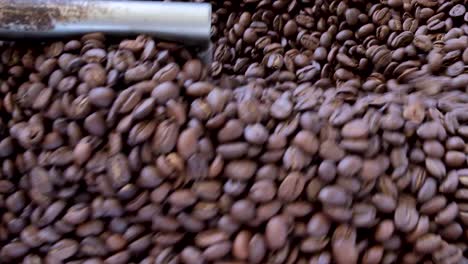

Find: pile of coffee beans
0;0;468;263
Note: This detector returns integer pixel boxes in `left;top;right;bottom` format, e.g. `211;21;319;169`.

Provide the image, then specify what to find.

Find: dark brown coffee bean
319;185;351;206
425;158;447;178
153;62;179;82
435;202;458;225
292;130;319;155
151;81;180;104
84;112;107;136
195;229;228;248
445;151;466;167
449;4;466;17
283;145;312;170
78;63;107;88
394;198;419;233
319;140;345;161
307;212;331;237
38;200;66;226
183;59;203;80
47;239;79;261
440;171;459;194
181;246;204;264
244;123;269;145
230;199;256;222
88;87;115;108
218;119;244;142
265;215;289;250
176;127;198;159
352;203;377;228
248;234;266;264
63;203;90;225
203;241;232;260
332;239;358;264
362;246;384;264
249;180;276;203
278;172;306;202
441;222;463;241
105;251;130;264
0;242;29;260
217;142;249;159
415;234;442;253
232;230;251;260
106;154;131;189
375;220;394;242
224;160;257;181
270;97;293;120
417;177;437;203
420;195;447;215
187;81;214;97
151;121;178;155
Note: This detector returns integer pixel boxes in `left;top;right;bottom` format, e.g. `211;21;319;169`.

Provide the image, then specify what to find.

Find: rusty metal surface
0;1;212;47
0;0;95;31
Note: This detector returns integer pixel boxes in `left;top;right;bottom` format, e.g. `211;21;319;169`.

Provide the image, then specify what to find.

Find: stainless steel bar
0;0;212;47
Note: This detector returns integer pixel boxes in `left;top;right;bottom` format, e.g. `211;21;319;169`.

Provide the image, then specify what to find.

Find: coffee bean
230;199;256;222
420;195;448;215
248;234;267;264
270;97;293;120
105;251;130;264
319;140;345;161
106;154;131;189
435;202;459;225
332;239;358;264
415;234;442;253
278;172;306;202
375;220;394;242
153;120;179;154
218;119;244;142
449;4;466;17
195;229;228;248
177;127;199;158
307;213;331;237
434;242;464;264
232;230;251;260
47;239;79;261
318;185;350;206
394;198;419;232
187;81;215;97
168;189;197;208
425;158;447;178
337;156;363;178
265;215;289;250
249;180;276;203
244;123;269;144
224;160;257;180
352;203;377;228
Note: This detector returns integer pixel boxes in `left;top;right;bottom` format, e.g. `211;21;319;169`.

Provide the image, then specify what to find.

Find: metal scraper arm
0;0;212;47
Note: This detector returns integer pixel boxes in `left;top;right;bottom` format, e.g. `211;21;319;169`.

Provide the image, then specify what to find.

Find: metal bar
0;0;212;47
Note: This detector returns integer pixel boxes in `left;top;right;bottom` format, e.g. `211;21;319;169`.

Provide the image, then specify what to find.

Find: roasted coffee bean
319;185;351;206
47;239;79;261
265;215;289;250
307;213;331;237
230;199;256;222
224;160;257;181
394;198;419;233
415;234;442;253
249;180;276;203
278;172;306;202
